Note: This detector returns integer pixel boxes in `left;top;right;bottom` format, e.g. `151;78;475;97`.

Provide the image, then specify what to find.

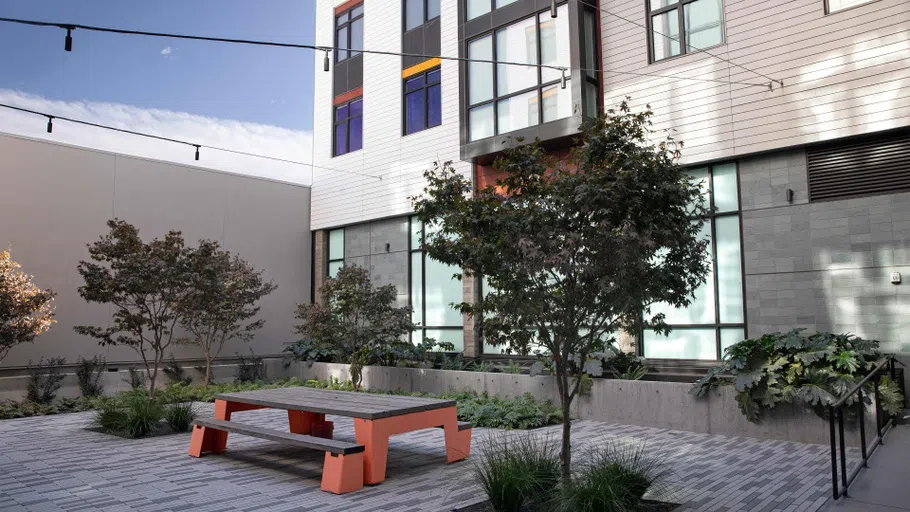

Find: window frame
466;2;571;141
639;162;747;361
333;97;363;157
645;0;725;63
404;0;441;32
335;4;364;63
824;0;879;14
327;228;345;277
403;67;443;136
466;0;518;21
409;216;463;352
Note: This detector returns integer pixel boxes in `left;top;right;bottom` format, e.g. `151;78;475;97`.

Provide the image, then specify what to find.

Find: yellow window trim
402;58;441;79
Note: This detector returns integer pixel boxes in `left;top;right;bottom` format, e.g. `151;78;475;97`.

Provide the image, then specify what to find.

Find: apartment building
311;0;910;362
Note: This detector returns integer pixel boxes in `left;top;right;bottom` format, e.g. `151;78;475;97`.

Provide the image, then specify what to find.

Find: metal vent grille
807;131;910;202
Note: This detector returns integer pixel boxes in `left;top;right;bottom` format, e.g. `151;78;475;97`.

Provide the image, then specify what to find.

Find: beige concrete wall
0;133;311;369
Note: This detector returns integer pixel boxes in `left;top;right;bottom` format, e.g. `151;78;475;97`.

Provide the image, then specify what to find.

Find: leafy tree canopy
0;249;55;364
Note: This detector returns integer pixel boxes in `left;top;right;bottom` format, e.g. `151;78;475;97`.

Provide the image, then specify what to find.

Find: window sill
650;41;726;66
824;0;880;15
331;149;363;159
402;123;443;139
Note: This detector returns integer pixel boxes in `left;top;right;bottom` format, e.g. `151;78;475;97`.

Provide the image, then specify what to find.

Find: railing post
858;387;867;467
838;407;848;496
874;378;883;440
829;406;839;500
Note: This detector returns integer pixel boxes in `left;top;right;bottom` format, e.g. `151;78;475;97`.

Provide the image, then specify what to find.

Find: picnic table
187;386;472;494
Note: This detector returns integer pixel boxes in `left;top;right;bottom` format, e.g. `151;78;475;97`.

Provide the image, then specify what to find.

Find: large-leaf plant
691;329;904;422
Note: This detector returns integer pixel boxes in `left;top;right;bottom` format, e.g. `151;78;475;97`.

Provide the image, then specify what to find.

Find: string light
46;116;53;133
194;145;200;161
64;27;72;52
551;0;558;18
323;49;330;72
560;69;567;89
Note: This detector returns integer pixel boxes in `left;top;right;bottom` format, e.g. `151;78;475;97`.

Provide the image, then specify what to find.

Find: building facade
311;0;910;361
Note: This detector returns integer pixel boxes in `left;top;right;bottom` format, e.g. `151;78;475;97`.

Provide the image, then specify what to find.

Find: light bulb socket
560;70;567;89
550;0;557;18
64;29;73;52
323;50;330;72
194;146;200;161
46;117;53;133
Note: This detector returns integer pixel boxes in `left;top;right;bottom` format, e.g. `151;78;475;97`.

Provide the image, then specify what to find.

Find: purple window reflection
427;69;441;84
349;99;363;117
406;89;426;134
406;76;425;92
334;123;347;156
348;116;363;152
335;105;348;122
428;84;441;128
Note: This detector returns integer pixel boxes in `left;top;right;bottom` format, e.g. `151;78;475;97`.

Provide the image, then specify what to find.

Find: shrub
556;440;666;512
236;349;264;382
162;354;193;386
26;357;66;404
607;351;648;380
164;402;196;432
473;433;560;512
691;330;905;422
453;392;562;430
94;393;164;438
75;355;106;397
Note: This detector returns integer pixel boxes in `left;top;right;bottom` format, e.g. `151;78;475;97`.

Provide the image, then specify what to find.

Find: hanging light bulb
64;28;73;52
560;69;567;89
550;0;557;18
46;116;54;133
323;49;331;72
194;145;200;161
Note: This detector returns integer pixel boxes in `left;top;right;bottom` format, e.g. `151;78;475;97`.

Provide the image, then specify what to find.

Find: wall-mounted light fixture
786;188;794;203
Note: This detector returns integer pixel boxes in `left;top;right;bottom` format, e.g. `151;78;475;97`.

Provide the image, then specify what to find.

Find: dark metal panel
461;115;584;162
425;18;441;58
807;131;910;202
402;25;426;69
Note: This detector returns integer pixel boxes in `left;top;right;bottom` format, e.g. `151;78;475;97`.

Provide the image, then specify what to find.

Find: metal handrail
828;357;898;500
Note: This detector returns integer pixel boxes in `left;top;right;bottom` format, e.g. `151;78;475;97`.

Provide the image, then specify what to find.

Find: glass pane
424;257;463;326
583;9;597;79
406;0;424;31
406;75;425;92
328;260;343;278
410;216;422;248
349;18;364;56
584;81;598;118
496;17;538;96
405;89;426;135
467;0;489;21
539;5;569;83
684;0;723;51
428;84;442;127
495;0;517;8
688;167;709;214
469;104;495;141
349;99;363;117
334;123;347;155
497;90;539;134
652;9;680;61
427;69;441;84
720;328;745;357
827;0;874;11
348;116;363;152
644;328;717;360
411;252;423;326
336;26;349;61
328;229;344;260
542;84;572;123
650;0;675;9
425;329;464;352
351;5;363;17
336;12;349;26
653;221;715;324
427;0;440;19
715;216;744;323
468;35;494;105
335;104;349;122
712;163;739;212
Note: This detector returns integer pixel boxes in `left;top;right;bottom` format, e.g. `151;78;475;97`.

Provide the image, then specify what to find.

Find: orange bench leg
188;424;217;457
288;410;325;435
321;452;364;494
446;428;472;463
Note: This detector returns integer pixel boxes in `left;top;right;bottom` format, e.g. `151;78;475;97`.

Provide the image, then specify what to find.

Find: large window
333;98;363;156
466;0;518;21
410;217;464;352
336;4;364;63
643;162;745;360
647;0;724;62
826;0;877;13
404;68;442;135
467;3;571;141
406;0;441;31
327;228;344;277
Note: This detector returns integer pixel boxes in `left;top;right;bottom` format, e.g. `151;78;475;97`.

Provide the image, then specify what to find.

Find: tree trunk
148;368;158;399
204;355;213;388
561;400;572;483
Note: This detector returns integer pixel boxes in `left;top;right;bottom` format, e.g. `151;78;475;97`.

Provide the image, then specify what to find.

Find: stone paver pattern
0;403;859;512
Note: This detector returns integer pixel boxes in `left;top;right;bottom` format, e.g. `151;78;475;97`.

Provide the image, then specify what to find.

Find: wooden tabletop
214;387;457;420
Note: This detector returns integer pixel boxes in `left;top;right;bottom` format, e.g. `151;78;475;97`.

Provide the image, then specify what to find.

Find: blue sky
0;1;316;183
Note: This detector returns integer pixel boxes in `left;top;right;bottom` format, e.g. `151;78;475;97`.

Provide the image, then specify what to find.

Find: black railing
828;357;901;500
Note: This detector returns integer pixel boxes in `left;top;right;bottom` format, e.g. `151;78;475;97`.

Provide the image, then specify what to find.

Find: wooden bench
188;418;365;494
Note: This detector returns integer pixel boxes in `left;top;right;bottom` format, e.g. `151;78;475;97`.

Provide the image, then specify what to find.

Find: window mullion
678;3;687;55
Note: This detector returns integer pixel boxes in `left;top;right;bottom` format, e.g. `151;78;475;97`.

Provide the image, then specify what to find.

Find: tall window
467;3;572;142
410;217;464;352
404;68;442;135
647;0;724;62
336;4;364;62
334;98;363;156
327;228;345;277
466;0;518;21
643;163;745;360
825;0;876;13
406;0;440;31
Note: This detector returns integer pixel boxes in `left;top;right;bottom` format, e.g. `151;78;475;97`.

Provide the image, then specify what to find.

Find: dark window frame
404;0;441;32
326;228;345;277
466;2;570;141
824;0;880;15
408;216;463;351
335;4;364;63
403;67;443;136
333;97;363;157
645;0;725;63
466;0;518;21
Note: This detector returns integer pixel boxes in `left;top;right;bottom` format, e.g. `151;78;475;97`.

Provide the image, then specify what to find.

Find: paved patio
0;403;859;512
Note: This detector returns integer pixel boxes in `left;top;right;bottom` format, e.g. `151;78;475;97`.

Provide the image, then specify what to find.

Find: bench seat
188;418;364;494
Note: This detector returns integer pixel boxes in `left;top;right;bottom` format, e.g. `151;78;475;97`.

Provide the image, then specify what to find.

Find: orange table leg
288;410;325;435
321;452;364;494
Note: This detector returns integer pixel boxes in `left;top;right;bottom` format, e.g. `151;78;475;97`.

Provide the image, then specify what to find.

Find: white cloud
0;89;313;185
160;46;173;55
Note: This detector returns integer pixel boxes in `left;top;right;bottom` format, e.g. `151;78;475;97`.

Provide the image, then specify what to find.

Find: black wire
578;67;768;88
573;0;783;87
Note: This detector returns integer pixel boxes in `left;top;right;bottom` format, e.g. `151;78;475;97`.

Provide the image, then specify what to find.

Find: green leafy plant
124;367;146;390
606;350;648;380
502;360;523;375
879;376;905;417
94;392;165;438
556;440;667;512
473;433;560;512
472;360;494;373
26;357;66;404
453;392;562;430
441;354;468;371
236;349;264;383
691;330;904;422
75;355;106;397
0;248;56;364
164;402;196;432
162;354;193;386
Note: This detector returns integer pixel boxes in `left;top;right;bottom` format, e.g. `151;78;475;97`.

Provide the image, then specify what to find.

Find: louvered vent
807;131;910;202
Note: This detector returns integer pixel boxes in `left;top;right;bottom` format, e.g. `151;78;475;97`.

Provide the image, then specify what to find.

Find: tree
0;249;55;364
75;219;190;398
411;101;711;480
178;240;277;387
295;265;414;391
